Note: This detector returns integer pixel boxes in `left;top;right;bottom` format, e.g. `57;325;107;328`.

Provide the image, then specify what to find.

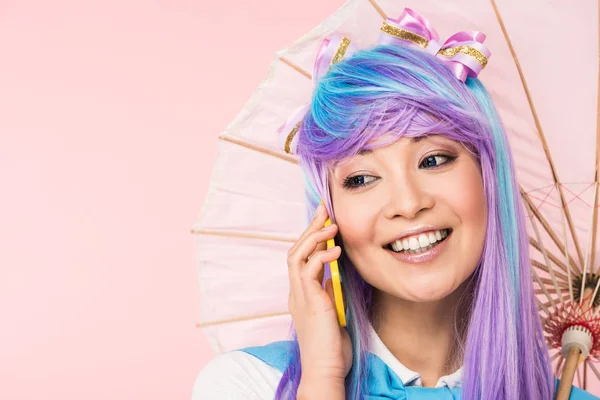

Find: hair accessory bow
277;35;358;155
379;8;490;82
278;7;491;155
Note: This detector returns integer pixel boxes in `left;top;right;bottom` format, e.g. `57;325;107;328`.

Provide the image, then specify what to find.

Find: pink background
0;0;340;398
2;0;598;398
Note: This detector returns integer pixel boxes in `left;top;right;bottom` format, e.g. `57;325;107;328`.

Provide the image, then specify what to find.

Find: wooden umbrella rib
278;57;312;80
191;229;297;243
584;360;588;390
560;195;576;304
529;238;572;276
556;355;565;377
493;0;586;268
586;359;600;381
531;262;558;310
522;188;582;275
592;180;599;274
584;183;599;310
196;310;290;328
594;0;600;276
535;288;564;295
218;135;299;165
531;260;568;282
551;351;562;362
540;293;571;309
525;200;568;309
367;0;387;20
532;265;569;285
535;296;552;318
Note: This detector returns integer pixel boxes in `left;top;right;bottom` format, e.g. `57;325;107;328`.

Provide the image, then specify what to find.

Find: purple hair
275;44;554;399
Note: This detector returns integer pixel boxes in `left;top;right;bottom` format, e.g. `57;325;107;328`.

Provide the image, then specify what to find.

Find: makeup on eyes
340;150;458;190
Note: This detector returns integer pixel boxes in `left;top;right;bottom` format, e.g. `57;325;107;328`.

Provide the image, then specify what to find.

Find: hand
287;202;352;384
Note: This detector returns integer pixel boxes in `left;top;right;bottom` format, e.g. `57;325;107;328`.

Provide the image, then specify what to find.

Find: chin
395;279;460;303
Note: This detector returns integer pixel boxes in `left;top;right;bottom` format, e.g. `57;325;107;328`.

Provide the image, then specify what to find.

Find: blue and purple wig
274;44;554;399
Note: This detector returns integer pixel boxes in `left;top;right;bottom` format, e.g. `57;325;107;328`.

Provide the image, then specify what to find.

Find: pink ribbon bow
278;7;491;155
379;8;490;82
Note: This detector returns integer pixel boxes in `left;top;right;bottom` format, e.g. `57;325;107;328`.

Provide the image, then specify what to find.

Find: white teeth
418;234;430;248
389;229;450;253
428;232;437;244
409;237;419;250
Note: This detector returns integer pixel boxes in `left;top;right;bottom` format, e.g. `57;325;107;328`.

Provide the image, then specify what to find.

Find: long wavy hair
274;44;554;399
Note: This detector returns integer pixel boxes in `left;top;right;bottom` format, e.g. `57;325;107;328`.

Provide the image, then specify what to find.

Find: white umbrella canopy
192;0;600;393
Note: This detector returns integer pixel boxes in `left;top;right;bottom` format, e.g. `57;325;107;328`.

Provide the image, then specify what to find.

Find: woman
193;12;599;400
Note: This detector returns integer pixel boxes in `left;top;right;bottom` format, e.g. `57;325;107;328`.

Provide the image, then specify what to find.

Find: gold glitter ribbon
380;21;488;69
330;37;351;66
437;45;488;68
284;121;301;154
285;37;353;155
380;21;429;48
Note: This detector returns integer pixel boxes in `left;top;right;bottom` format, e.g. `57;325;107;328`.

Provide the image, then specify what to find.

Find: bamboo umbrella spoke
535;288;566;295
587;359;600;381
536;296;552;319
537;276;570;289
191;228;297;243
540;294;572;310
585;360;588;390
278;58;311;80
529;235;580;277
557;355;566;377
531;260;570;285
367;0;387;19
551;350;563;362
522;189;583;275
522;186;585;274
196;311;290;328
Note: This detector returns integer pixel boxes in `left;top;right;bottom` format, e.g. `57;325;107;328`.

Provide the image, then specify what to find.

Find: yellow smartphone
320;199;346;327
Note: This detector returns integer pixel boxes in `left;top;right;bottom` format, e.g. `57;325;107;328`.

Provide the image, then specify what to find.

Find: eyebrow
357;136;426;156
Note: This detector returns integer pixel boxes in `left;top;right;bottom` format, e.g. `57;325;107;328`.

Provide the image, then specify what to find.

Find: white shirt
192;323;462;399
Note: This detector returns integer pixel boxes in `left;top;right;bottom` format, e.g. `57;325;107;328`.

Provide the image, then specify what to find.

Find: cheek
333;201;378;251
445;162;488;253
460;174;487;227
437;159;487;221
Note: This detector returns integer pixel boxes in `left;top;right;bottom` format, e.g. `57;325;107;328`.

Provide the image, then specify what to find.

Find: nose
382;171;435;220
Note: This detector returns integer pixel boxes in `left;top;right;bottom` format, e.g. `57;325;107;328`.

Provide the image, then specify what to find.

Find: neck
370;279;472;388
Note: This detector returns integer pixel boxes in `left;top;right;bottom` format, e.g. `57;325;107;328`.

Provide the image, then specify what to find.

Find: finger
316;235;339;285
288;224;337;307
288;203;331;255
301;246;341;299
294;223;338;269
304;246;341;282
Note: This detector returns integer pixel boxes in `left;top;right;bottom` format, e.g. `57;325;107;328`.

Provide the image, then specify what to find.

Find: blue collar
238;340;598;399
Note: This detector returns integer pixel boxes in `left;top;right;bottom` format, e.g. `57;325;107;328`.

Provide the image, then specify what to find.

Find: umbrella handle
555;347;582;400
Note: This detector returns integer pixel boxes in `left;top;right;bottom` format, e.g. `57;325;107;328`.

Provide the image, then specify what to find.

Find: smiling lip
384;230;452;264
385;226;451;246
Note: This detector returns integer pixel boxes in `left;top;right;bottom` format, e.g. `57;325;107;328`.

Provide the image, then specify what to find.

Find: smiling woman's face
328;134;487;302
